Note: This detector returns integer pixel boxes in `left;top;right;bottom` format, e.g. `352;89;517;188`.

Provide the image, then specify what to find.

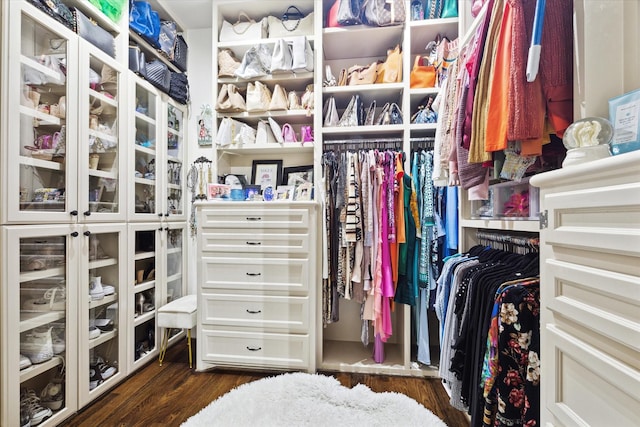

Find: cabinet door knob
70;210;78;216
246;346;262;351
246;241;261;246
158;213;163;217
246;309;262;314
83;231;91;236
246;217;261;221
83;211;91;216
165;213;170;217
246;272;261;276
70;231;79;237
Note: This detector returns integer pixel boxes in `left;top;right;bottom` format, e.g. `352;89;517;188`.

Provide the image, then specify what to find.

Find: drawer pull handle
246;241;261;246
246;217;262;221
246;309;262;314
246;346;262;351
246;272;261;276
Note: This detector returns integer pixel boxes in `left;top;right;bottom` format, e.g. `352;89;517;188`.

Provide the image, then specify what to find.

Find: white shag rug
182;372;448;427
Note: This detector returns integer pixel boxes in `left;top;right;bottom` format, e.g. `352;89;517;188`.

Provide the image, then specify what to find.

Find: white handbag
216;117;242;146
219;12;267;42
270;39;292;74
268;117;284;143
256;120;278;144
323;96;339;127
267;11;314;38
246;81;272;112
234;44;272;79
291;36;314;73
233;122;257;146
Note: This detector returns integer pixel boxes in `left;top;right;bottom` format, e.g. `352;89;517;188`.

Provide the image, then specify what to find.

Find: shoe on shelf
102;284;115;296
88;235;109;261
20;327;54;364
22;286;66;312
89;324;101;340
89;357;116;390
89;276;105;301
51;325;65;354
20;354;32;370
94;318;114;332
40;379;64;411
20;400;31;427
20;389;52;426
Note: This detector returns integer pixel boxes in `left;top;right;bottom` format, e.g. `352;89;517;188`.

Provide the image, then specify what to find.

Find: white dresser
530;151;640;427
195;202;317;372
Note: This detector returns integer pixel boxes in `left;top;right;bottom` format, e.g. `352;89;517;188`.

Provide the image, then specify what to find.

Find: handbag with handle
410;55;436;88
347;62;378;85
235;44;273;79
411;95;438;124
338;95;361;127
281;123;298;143
375;102;391;125
233;122;257;146
362;0;406;27
169;72;189;105
365;100;377;125
268;117;285;143
270;39;293;74
269;84;288;111
159;20;177;59
216;84;246;113
323;96;339;127
268;6;314;38
129;1;161;47
172;34;188;72
288;90;302;110
246;81;272;112
220;12;267;42
389;102;403;124
145;59;170;93
129;45;147;77
256;120;278;144
301;84;314;116
441;0;458;18
291;36;314;73
73;7;116;57
218;48;241;77
216;117;242;147
375;44;402;83
337;0;363;26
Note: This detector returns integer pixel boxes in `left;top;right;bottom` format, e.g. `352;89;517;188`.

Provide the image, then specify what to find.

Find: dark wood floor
61;339;470;427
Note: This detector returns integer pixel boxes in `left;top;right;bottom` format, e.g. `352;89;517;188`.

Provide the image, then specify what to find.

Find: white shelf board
19;155;64;171
323;25;403;61
20;55;65;84
20;311;66;333
20;355;63;383
219;143;314;156
460;218;540;233
89;329;118;349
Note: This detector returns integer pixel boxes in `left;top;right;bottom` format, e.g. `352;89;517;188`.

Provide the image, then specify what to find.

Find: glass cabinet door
164;224;186;304
78;44;125;221
8;7;79;223
131;77;160;220
164;101;186;220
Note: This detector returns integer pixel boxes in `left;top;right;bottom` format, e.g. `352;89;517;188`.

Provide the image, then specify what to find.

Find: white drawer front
202;293;309;332
201;329;309;369
201;257;308;293
201;230;309;254
200;207;309;229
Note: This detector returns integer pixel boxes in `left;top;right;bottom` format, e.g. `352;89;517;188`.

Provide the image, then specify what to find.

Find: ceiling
157;0;213;30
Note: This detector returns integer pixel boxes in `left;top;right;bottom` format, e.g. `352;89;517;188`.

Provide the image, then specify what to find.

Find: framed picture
283;165;313;186
197;105;213;146
251;160;283;190
276;185;295;200
207;183;230;200
294;182;313;201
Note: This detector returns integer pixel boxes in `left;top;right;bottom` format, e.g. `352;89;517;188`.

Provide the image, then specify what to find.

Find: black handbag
337;0;363;26
145;59;170;93
72;8;116;57
169;72;189;105
129;45;147;77
172;34;188;72
27;0;74;30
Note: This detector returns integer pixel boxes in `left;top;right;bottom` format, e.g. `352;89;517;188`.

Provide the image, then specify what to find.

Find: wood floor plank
61;339;469;427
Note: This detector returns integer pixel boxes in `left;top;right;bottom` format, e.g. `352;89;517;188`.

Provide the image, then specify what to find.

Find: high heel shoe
136;294;145;316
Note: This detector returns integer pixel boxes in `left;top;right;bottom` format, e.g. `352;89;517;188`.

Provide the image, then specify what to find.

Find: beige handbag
219;12;267;42
269;84;288;111
301;84;314;116
218;49;241;77
216;84;246;113
246;81;272;112
348;62;378;85
288;90;302;110
256;120;278;144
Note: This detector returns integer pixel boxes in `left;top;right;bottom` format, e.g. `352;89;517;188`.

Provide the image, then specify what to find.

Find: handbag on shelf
337;68;348;86
246;81;272;112
216;83;246;113
169;72;189;105
288;90;302;110
410;55;436;88
270;39;293;74
219;12;267;42
410;0;424;20
338;95;362;127
291;36;314;73
268;6;314;38
216;117;242;147
144;59;170;93
301;126;314;143
256;120;278;144
233;122;257;146
159;20;178;60
235;44;272;79
129;45;147;77
72;7;116;57
301;84;314;115
426;0;443;19
375;102;391;125
375;44;402;83
411;94;438;124
27;0;74;30
269;84;288;111
323;96;339;127
129;1;161;47
347;62;378;85
268;117;285;143
281;123;298;143
441;0;458;18
337;0;363;26
218;48;241;77
364;100;376;125
172;34;188;72
327;0;340;27
389;102;403;124
362;0;405;26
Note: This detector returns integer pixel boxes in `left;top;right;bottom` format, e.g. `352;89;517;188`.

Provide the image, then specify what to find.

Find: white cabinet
530;151;640;427
197;202;317;372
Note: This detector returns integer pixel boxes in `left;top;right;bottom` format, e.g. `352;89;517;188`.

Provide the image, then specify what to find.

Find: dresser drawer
201;256;309;293
202;293;309;332
200;207;310;229
201;329;309;369
201;230;309;254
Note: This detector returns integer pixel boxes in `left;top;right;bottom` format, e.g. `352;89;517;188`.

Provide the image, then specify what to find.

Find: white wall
184;27;213;295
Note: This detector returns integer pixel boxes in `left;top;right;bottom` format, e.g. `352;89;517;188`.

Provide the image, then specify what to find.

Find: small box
470;177;539;220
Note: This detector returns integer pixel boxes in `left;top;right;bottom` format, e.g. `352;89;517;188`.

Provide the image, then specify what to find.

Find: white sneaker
89;325;101;339
20;389;52;426
89;276;104;301
40;379;64;411
20;354;32;370
102;284;115;296
20;327;53;364
22;286;66;312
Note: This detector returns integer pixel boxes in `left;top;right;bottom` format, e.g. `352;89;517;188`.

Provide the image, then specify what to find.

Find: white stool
157;294;197;368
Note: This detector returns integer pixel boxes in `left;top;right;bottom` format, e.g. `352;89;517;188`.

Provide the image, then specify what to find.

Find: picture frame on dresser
251;159;283;190
282;165;313;186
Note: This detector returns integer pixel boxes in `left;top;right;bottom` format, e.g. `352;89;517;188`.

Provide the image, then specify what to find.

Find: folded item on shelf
144;59;171;93
72;7;116;57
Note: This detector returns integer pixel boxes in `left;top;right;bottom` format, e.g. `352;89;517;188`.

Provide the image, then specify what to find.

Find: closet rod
323;137;433;145
460;0;489;49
